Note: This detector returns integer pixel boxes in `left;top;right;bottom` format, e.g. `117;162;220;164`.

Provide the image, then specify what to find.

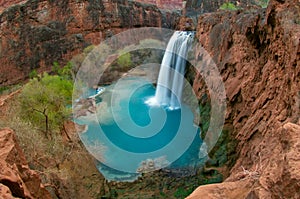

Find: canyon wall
0;0;264;87
0;0;26;12
188;0;300;198
135;0;182;9
0;0;178;86
186;0;259;14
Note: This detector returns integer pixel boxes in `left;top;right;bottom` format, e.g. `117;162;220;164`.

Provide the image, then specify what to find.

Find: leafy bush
19;72;73;138
117;52;132;68
220;2;238;11
29;69;38;79
52;61;75;81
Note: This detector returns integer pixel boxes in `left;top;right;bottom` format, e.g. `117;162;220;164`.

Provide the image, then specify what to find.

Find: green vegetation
174;187;194;198
0;84;22;95
52;61;74;80
52;61;60;74
256;0;269;8
219;2;238;11
0;54;105;198
199;101;211;139
83;45;95;54
0;86;9;94
19;64;73;139
29;69;38;79
117;52;132;69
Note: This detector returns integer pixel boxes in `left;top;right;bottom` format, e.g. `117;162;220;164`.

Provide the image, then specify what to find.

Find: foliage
201;173;223;184
29;69;38;79
0;86;8;94
52;61;75;81
0;84;22;95
199;101;211;139
52;61;60;74
1;104;105;198
83;45;95;54
174;187;194;198
219;2;238;11
117;52;132;68
19;71;73;138
256;0;269;8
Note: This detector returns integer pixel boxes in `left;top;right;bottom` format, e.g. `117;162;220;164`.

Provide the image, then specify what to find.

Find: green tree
19;72;73;139
52;61;75;81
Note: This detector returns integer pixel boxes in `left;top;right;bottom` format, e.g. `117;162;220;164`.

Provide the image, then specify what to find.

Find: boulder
0;128;51;199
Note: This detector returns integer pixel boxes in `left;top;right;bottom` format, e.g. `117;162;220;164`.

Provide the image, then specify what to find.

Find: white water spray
147;31;194;109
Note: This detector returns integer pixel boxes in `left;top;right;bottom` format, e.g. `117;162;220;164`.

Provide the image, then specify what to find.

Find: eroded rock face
135;0;183;9
0;0;178;86
0;128;51;199
0;0;26;12
189;0;300;198
186;0;259;14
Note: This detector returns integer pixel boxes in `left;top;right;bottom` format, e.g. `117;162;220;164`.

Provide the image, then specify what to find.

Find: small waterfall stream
148;31;194;109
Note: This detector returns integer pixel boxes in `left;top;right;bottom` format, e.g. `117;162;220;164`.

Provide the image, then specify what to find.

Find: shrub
51;61;75;81
29;69;38;79
117;52;132;68
220;2;238;11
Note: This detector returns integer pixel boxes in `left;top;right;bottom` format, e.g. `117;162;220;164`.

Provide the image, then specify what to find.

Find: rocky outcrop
0;128;51;199
188;0;300;198
135;0;183;9
186;0;259;15
0;0;25;12
0;0;178;86
188;123;300;199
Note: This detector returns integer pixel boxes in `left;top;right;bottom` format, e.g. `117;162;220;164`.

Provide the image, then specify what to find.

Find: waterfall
147;31;194;110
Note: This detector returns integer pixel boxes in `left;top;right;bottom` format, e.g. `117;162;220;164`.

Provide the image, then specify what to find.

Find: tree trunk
33;108;51;139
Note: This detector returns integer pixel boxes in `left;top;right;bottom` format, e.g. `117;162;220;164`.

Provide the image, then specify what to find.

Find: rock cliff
0;0;299;198
0;128;51;199
0;0;263;87
0;0;178;86
186;0;260;15
188;0;300;198
135;0;182;9
0;0;26;12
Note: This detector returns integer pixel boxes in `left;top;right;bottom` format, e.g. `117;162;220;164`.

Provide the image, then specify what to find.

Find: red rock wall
0;0;26;12
188;0;300;198
0;0;178;86
135;0;183;9
0;128;51;199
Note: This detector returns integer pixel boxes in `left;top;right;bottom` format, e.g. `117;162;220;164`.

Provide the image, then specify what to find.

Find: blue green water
77;78;206;181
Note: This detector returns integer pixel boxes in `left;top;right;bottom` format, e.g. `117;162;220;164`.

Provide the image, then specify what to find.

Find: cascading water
147;31;194;109
75;29;205;182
